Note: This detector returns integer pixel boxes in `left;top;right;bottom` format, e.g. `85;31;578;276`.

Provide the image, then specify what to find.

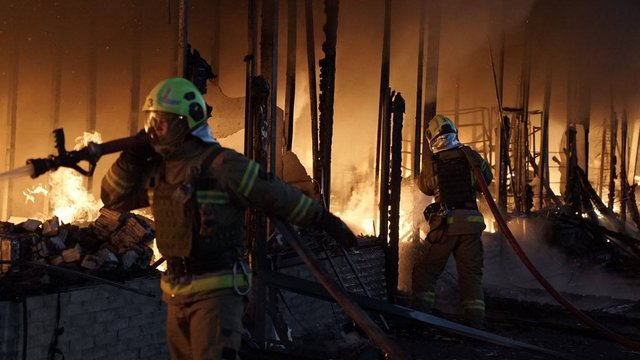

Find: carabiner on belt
232;260;252;295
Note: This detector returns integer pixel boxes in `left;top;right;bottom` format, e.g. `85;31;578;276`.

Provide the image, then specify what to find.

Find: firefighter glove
121;130;157;166
320;211;358;249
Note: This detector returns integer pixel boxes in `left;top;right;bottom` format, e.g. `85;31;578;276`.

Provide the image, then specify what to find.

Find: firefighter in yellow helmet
101;77;357;359
412;114;493;329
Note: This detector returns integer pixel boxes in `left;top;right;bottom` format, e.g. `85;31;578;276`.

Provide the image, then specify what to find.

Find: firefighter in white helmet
412;114;493;329
101;77;357;359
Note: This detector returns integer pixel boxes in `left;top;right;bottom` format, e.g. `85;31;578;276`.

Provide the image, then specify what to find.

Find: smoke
483;216;640;303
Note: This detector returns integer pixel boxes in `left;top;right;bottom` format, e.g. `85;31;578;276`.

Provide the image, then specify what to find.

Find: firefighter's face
145;111;190;155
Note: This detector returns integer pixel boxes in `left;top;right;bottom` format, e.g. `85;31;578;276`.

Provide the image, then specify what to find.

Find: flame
23;185;48;204
334;175;429;242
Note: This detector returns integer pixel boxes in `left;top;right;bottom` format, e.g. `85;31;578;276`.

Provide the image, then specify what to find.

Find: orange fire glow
335;178;429;242
20;132;163;269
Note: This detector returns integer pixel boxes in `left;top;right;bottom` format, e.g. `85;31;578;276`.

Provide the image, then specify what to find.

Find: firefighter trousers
411;232;485;327
166;289;244;360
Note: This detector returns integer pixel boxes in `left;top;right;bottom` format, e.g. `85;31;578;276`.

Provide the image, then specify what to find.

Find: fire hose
460;146;640;352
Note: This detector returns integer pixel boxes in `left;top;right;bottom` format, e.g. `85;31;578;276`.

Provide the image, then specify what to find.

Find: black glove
121;130;157;166
320;211;359;249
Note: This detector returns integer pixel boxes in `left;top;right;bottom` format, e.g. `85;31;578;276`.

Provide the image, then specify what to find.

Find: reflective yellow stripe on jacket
462;298;485;311
161;272;251;296
104;168;135;194
238;161;259;197
288;195;313;223
196;190;230;204
447;215;484;224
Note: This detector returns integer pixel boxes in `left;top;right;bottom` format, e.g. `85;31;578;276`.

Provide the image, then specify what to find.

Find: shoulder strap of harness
199;145;227;176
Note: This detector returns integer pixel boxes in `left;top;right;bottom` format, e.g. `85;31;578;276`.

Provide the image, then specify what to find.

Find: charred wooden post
244;0;258;158
497;115;511;212
378;87;391;258
177;0;189;77
581;86;591;179
304;0;321;186
284;0;297;151
620;110;628;227
514;22;532;214
318;0;339;209
387;93;404;303
269;0;279;175
564;126;581;213
413;0;426;181
209;0;221;86
489;0;506;209
248;76;270;347
375;0;391;214
598;127;607;197
628;184;640;232
539;65;551;208
608;111;618;211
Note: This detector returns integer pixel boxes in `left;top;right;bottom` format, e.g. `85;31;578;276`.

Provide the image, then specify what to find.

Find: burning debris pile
0;208;156;297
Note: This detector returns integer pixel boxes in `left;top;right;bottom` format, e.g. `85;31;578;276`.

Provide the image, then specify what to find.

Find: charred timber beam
284;0;297;151
318;0;339;209
515;23;532;214
620;110;628;227
581;85;591;179
598;128;607;197
269;0;279;175
378;88;391;253
413;0;426;180
564;126;579;211
387;93;404;303
271;219;410;360
497;116;510;212
177;0;189;77
539;65;551;208
304;0;321;185
243;0;258;158
608;103;617;210
209;0;221;86
248;76;270;346
627;184;640;232
263;271;566;358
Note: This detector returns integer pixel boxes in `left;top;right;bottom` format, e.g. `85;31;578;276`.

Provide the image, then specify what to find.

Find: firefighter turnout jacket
417;146;493;234
101;137;325;301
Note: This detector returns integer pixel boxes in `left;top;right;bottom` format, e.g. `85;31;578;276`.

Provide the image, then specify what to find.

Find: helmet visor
144;111;190;155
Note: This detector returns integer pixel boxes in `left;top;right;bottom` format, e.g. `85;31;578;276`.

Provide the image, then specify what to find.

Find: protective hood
191;123;219;144
430;133;462;153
